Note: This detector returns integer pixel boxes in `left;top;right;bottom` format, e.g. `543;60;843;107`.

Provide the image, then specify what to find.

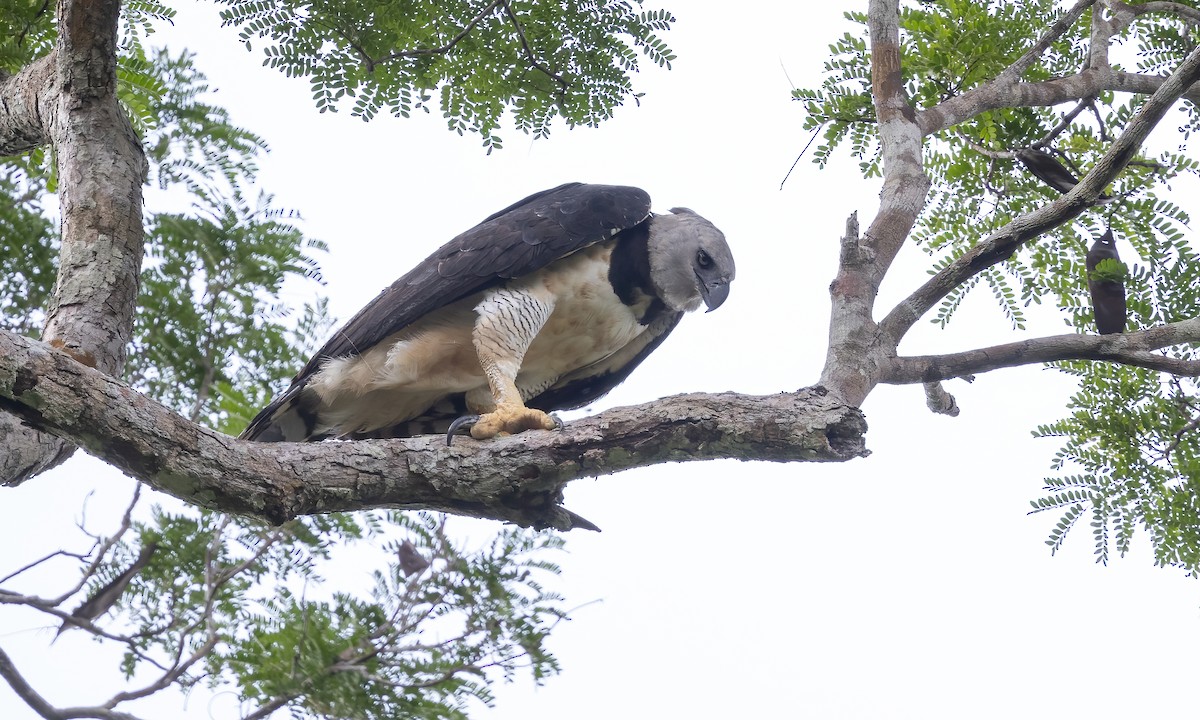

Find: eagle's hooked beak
700;278;730;312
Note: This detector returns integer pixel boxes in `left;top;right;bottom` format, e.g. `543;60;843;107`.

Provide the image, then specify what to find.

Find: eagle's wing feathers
293;183;651;384
241;182;733;443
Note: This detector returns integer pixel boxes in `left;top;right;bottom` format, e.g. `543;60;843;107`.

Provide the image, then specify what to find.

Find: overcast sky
3;2;1199;718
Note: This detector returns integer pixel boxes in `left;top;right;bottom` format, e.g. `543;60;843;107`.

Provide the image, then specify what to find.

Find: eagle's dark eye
696;250;713;269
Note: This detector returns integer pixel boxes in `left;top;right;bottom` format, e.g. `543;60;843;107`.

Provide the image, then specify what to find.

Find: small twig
498;0;570;95
0;644;145;720
780;124;824;190
1164;413;1200;456
52;486;142;607
1035;96;1097;148
374;0;504;65
99;520;245;708
0;550;89;586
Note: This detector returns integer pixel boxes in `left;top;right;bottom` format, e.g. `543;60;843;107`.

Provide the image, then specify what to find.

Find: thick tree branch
1;0;149;486
819;0;930;406
0;54;56;154
916;0;1096;135
883;318;1200;384
880;42;1200;345
0;329;868;531
1111;0;1200;25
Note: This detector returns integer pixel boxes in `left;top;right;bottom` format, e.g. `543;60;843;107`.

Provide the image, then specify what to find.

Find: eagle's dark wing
1015;149;1082;194
1015;148;1115;203
291;183;652;385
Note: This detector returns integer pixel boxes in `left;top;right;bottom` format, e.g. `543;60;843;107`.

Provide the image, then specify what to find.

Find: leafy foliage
2;503;566;718
130;188;330;430
1032;372;1200;572
214;0;676;150
0;165;55;336
1089;257;1127;284
141;48;268;194
0;0;55;71
797;2;1200;570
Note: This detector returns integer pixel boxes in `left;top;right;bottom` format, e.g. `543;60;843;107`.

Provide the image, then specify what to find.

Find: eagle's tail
347;394;470;440
239;383;326;442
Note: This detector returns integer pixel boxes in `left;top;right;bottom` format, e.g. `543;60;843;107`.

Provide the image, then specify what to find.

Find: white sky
2;2;1199;718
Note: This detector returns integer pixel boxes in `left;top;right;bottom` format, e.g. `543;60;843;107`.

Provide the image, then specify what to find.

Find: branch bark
819;0;930;407
0;0;149;486
0;645;142;720
0;328;868;531
885;318;1200;383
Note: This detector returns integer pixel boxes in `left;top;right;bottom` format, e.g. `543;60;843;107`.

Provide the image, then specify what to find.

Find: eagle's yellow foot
446;405;562;445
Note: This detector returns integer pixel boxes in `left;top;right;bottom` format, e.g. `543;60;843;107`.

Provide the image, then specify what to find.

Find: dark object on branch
55;542;159;639
398;540;431;578
1015;148;1113;203
240;183;735;445
1086;229;1128;335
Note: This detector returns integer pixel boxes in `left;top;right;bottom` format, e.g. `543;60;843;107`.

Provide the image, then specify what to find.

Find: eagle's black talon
550;414;564;431
446;415;480;446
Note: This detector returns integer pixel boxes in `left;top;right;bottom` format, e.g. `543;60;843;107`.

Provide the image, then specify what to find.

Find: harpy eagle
1086;229;1127;335
240;183;735;444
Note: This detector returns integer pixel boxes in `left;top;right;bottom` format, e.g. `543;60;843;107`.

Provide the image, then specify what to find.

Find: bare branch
0;645;144;720
0;54;55;154
99;520;249;708
882;318;1200;384
819;0;929;406
1112;0;1200;25
51;486;141;608
0;549;89;586
1036;96;1098;146
243;694;295;720
102;632;218;708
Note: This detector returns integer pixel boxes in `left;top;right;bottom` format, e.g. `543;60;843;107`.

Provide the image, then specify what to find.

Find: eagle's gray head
647;208;735;313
